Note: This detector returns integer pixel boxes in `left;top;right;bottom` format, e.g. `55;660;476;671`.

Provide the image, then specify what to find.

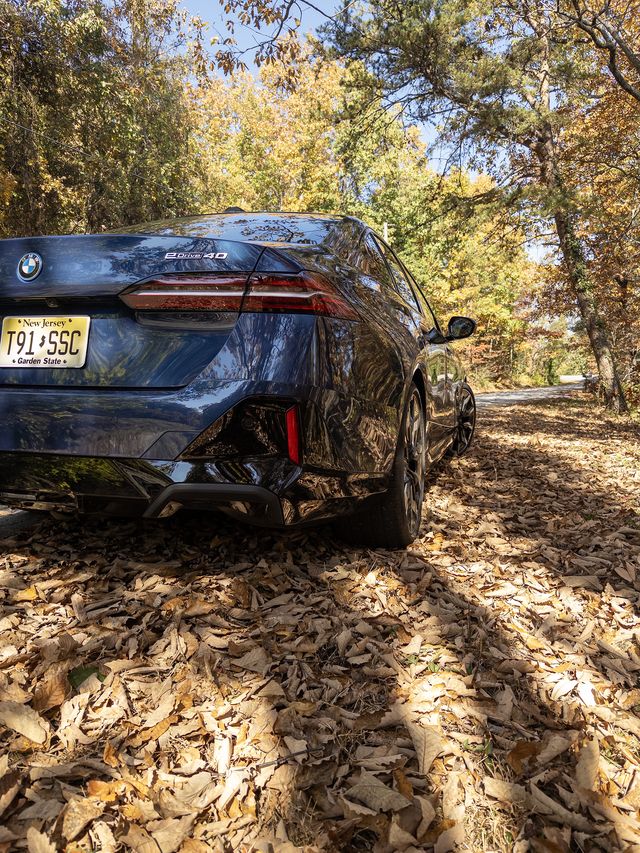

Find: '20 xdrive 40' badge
17;252;43;282
164;252;228;260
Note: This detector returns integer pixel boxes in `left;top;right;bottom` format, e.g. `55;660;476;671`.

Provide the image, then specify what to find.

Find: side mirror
446;316;476;341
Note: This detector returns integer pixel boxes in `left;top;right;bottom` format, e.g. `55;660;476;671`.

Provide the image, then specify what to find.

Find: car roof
117;212;367;247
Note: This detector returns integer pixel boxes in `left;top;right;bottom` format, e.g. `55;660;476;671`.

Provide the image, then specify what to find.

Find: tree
193;59;346;211
315;0;627;411
0;0;198;236
556;0;640;102
206;0;629;409
550;52;640;396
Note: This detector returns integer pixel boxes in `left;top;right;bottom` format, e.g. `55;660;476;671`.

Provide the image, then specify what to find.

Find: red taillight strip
242;273;359;320
120;271;358;320
285;404;302;465
120;274;248;311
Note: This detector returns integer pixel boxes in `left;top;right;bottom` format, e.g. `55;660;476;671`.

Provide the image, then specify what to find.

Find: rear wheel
335;384;426;549
448;382;476;456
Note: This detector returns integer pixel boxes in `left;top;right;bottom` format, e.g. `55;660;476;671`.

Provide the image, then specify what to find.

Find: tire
448;382;476;456
335;383;426;549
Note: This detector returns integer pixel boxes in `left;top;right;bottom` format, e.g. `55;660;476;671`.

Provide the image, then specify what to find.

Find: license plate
0;316;90;368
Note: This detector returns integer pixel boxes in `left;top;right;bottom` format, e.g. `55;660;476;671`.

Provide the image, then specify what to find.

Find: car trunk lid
0;233;264;389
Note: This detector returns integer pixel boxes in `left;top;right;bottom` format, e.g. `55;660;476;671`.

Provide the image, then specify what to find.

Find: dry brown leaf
18;799;63;822
90;822;117;853
62;797;105;841
406;722;444;775
180;842;211;853
393;767;413;800
484;776;530;806
86;779;128;803
529;784;592;831
434;822;465;853
591;706;640;737
584;791;640;843
346;771;412;813
442;772;463;822
0;701;48;743
417;796;436;838
536;733;573;766
0;761;21;818
32;669;69;713
575;738;599;791
339;794;377;818
121;825;161;853
103;740;119;768
150;815;196;853
14;585;38;602
143;693;176;729
550;678;577;701
388;817;417;851
231;646;271;675
283;735;307;761
26;827;56;853
0;399;638;849
507;740;540;773
129;715;178;747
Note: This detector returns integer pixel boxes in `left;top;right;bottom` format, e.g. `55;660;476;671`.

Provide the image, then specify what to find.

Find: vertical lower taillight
120;272;358;320
285;405;302;465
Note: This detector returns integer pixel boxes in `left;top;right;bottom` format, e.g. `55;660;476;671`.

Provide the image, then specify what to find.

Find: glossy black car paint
0;213;472;528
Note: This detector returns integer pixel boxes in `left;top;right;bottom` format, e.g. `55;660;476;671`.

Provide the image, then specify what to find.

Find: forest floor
0;395;640;852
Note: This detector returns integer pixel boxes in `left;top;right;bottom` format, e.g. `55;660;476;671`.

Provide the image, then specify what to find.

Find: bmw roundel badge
17;252;43;282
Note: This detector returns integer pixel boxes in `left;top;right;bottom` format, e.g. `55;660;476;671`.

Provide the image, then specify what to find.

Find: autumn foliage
1;0;639;397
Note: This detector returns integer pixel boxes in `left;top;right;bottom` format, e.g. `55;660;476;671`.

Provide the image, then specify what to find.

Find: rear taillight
120;272;358;320
243;273;358;320
120;274;247;311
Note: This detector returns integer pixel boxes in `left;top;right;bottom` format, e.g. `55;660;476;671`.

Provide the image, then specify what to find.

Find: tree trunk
534;134;628;412
553;209;628;412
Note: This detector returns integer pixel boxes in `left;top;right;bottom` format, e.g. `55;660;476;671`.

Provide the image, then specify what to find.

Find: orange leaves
86;780;129;803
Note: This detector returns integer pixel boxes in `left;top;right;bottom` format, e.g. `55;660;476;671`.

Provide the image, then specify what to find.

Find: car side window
398;259;441;332
372;236;421;313
355;233;399;293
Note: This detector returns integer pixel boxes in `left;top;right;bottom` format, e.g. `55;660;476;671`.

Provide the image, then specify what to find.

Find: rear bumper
0;452;292;524
0;336;397;526
0;452;388;527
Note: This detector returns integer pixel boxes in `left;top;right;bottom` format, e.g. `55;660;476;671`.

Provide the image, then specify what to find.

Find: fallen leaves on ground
0;395;639;851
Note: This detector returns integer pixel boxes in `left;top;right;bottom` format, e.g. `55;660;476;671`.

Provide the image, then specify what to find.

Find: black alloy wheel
336;382;426;549
401;387;427;539
450;382;476;456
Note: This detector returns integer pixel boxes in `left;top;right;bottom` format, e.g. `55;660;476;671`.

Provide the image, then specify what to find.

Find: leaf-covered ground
1;395;640;852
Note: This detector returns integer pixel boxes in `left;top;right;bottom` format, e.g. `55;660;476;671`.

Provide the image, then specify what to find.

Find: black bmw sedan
0;212;476;548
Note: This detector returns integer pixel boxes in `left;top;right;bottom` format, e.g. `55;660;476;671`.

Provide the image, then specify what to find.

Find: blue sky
180;0;330;66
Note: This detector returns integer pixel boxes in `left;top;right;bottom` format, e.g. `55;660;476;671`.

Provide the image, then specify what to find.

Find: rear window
117;213;346;246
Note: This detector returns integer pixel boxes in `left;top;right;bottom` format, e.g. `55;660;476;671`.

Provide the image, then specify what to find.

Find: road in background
476;382;584;407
